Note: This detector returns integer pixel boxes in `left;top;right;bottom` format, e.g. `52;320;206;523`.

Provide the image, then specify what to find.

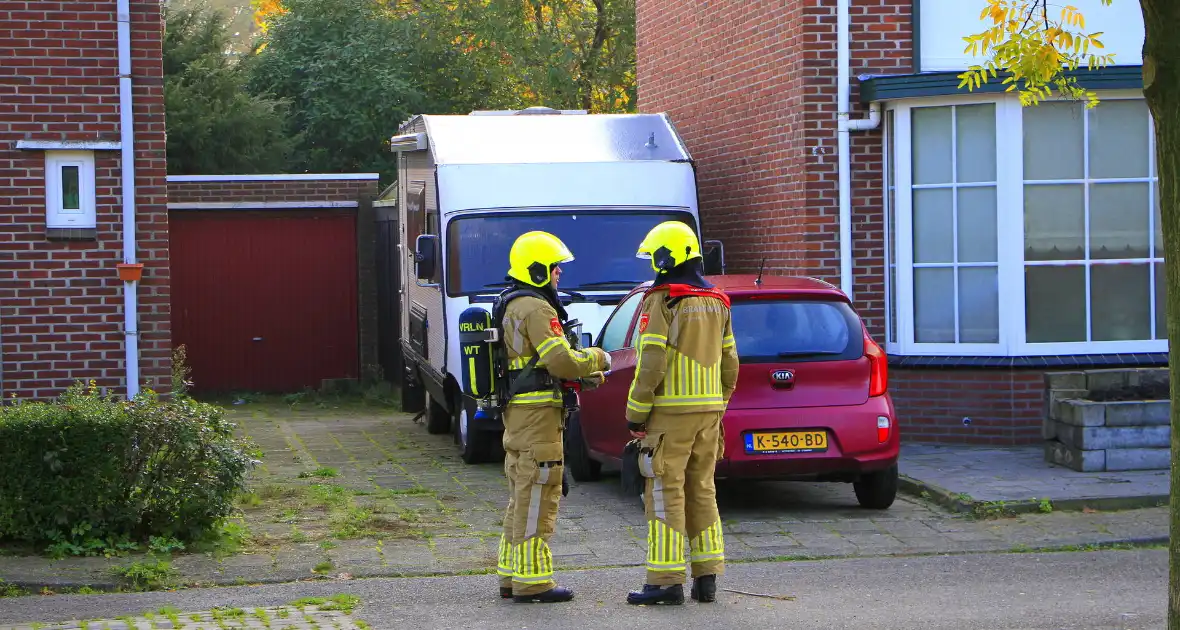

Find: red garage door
171;210;360;393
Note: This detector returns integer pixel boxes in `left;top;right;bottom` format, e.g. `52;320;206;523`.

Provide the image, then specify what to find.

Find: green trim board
859;65;1144;103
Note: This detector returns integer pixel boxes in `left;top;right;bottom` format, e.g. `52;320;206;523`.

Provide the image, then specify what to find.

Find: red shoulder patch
667;283;732;308
638;313;650;332
550;317;563;336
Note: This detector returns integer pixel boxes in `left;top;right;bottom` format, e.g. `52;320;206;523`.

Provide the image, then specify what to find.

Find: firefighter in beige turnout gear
624;221;739;606
494;231;611;604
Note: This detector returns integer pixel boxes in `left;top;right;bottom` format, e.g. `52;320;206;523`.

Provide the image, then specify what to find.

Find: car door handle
252;337;263;342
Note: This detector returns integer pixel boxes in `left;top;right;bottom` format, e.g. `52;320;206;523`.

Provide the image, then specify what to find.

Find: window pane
729;299;863;362
912;106;953;185
913;188;953;263
1090;182;1150;259
1154;182;1163;255
1026;265;1087;342
957;186;997;263
914;267;955;343
601;293;642;351
1091;263;1151;341
1025;184;1084;261
887;109;897;345
955;104;996;183
1155;262;1167;340
1023;102;1084;180
1089;99;1150;179
958;267;999;343
61;165;80;210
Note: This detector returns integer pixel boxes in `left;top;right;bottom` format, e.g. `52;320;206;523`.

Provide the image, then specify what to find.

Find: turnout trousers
496;403;566;596
638;410;726;586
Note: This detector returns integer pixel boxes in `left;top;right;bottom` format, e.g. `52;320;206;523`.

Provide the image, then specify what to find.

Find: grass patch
0;580;29;598
110;559;179;592
290;594;362;613
299;467;340;479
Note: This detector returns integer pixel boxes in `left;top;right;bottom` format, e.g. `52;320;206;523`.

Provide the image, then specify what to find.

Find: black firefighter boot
499;587;513;599
690;575;717;603
513;586;575;604
626;584;685;606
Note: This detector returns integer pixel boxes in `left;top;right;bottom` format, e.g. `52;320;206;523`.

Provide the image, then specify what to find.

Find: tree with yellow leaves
958;2;1180;626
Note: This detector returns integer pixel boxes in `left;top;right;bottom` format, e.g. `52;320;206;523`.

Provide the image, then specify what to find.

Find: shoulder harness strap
491;287;555;401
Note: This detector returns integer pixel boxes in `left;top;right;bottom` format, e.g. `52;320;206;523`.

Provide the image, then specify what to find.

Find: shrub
0;382;259;551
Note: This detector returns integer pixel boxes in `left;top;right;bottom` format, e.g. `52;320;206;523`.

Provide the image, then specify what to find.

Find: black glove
562;466;571;497
620;439;646;498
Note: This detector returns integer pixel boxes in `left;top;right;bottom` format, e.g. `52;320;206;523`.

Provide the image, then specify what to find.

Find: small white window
45;150;96;229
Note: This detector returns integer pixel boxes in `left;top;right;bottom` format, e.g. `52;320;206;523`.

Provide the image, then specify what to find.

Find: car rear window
729;298;864;363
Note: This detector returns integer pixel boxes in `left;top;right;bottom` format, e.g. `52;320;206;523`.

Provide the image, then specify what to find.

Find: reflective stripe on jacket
625;286;739;423
501;295;609;408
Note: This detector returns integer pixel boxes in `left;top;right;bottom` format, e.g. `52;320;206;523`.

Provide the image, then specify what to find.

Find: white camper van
381;107;722;464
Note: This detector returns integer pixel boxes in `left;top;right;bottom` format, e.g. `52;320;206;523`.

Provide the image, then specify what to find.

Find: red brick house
636;0;1158;444
0;0;172;399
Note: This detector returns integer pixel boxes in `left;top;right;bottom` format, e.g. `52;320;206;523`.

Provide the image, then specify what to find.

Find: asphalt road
0;549;1166;629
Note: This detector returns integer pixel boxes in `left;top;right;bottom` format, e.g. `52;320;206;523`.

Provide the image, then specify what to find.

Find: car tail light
865;332;888;397
877;416;891;443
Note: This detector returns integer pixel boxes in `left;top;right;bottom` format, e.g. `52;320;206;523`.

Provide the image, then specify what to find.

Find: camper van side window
406;182;426;244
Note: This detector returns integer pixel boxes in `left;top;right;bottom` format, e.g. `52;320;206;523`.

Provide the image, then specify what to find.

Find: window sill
45;227;97;241
887;353;1169;369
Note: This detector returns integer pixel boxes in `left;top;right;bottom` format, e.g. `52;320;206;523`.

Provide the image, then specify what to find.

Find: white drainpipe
117;0;140;398
837;0;882;301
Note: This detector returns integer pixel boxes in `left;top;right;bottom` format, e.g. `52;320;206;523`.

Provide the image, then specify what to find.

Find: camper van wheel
425;391;451;435
455;393;491;465
564;411;602;482
400;366;425;414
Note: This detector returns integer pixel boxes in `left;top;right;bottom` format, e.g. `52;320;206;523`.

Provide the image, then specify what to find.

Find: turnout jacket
625;283;739;424
501;294;610;408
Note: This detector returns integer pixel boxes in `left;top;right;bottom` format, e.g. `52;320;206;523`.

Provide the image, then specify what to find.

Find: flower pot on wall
117;263;144;282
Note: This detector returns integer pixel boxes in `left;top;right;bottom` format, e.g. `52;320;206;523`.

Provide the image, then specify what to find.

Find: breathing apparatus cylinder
457;306;496;401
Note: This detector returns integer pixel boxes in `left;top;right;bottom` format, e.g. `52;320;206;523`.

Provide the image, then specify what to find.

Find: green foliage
469;0;638;111
958;0;1116;107
244;0;427;183
164;3;299;174
242;0;638;184
110;559;180;592
0;382;259;552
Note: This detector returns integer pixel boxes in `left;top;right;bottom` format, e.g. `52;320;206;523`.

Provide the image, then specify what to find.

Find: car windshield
729;298;863;363
445;210;697;296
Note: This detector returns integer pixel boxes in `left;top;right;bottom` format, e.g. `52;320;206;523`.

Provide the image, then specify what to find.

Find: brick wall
636;0;1061;445
0;0;170;399
636;0;912;339
166;176;382;378
891;368;1045;445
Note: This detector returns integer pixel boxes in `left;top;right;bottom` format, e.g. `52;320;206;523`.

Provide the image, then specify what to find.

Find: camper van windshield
445;210;697;296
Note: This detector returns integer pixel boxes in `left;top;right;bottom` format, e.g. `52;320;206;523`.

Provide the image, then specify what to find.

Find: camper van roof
401;113;693;165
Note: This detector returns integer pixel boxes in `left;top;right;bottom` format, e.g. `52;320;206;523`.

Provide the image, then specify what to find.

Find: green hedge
0;382;258;550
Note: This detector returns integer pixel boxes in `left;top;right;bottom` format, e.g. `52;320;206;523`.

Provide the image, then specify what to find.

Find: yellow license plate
747;430;828;454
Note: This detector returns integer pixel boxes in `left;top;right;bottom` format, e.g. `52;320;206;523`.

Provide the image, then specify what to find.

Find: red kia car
564;274;900;509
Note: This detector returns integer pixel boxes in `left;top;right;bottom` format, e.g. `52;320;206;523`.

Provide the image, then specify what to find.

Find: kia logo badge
770;369;795;384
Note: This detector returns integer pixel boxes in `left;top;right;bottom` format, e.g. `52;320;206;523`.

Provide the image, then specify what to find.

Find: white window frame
885;90;1166;357
44;150;96;229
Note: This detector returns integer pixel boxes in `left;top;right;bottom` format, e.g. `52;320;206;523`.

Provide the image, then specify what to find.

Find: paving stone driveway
0;605;363;630
0;403;1166;590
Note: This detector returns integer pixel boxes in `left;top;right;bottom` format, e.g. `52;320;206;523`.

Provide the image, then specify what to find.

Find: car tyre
853;464;898;510
455;393;494;465
425;391;451;435
563;411;602;482
400;366;426;413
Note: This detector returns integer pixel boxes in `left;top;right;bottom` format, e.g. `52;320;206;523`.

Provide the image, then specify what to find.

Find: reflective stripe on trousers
689;519;726;563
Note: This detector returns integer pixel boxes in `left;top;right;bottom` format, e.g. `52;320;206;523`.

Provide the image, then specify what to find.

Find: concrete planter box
1043;368;1171;472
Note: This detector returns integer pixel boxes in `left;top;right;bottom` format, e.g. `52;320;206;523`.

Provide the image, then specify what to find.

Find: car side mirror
703;239;726;275
414;234;438;283
581;332;593;348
